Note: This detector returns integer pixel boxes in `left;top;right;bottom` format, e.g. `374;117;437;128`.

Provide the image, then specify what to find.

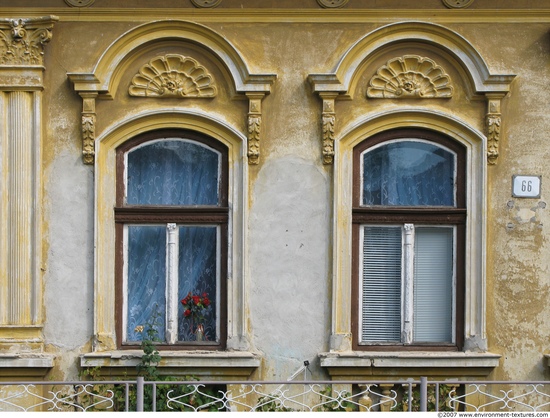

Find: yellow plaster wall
2;4;550;382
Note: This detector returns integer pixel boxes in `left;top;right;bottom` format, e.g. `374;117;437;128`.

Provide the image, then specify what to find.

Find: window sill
0;353;55;378
319;351;500;379
81;350;260;380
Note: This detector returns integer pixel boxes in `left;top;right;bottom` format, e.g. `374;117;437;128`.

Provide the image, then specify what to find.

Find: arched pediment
308;21;515;165
69;20;275;98
68;20;275;165
309;21;515;98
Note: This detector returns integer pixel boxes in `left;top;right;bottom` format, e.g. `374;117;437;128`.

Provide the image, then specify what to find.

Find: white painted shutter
361;226;402;342
413;227;454;343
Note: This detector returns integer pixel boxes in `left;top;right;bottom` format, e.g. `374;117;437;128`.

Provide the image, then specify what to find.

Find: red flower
184;309;191;317
192;295;200;305
203;296;210;307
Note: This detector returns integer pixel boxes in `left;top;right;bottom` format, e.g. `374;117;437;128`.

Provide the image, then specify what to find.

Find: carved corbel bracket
486;95;503;165
320;93;338;165
80;93;97;165
246;93;264;165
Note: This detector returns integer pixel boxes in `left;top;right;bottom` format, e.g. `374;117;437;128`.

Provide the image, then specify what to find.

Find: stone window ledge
0;353;55;378
319;351;501;379
81;351;260;380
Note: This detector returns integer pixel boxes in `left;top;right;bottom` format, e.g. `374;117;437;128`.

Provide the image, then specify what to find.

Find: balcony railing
1;377;550;412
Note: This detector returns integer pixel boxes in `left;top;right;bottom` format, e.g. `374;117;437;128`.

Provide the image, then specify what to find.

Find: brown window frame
351;128;466;352
114;129;228;351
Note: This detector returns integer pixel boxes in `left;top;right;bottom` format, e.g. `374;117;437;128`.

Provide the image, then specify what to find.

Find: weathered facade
0;0;549;387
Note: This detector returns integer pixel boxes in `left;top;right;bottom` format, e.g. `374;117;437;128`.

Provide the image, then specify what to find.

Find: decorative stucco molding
247;94;263;165
367;55;453;99
486;96;502;165
308;22;515;165
129;55;217;98
0;16;57;66
64;0;95;7
442;0;475;8
81;93;97;165
191;0;222;7
317;0;349;8
68;21;275;165
321;93;337;165
82;115;96;165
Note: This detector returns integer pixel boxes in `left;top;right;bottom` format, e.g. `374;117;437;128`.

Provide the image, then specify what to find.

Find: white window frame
122;223;222;345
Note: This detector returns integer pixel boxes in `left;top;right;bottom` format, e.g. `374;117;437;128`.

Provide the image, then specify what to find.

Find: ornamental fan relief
129;54;217;98
367;55;453;99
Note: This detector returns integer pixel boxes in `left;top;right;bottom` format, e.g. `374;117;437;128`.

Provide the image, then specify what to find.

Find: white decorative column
0;16;57;355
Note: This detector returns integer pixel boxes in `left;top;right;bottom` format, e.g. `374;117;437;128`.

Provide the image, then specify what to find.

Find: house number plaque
512;175;541;198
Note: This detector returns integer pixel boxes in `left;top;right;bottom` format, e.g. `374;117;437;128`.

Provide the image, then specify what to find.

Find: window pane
413;227;454;343
362;140;455;206
127;139;220;206
361;226;402;343
126;225;167;342
178;226;218;342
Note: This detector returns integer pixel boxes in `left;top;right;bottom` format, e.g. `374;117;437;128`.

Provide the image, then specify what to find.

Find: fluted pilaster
6;91;35;325
0;16;56;350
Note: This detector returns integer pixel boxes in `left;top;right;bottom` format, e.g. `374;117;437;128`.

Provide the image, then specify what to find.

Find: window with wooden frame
352;129;466;351
115;129;228;350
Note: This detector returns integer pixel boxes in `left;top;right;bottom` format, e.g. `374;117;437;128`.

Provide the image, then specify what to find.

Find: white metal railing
1;378;550;412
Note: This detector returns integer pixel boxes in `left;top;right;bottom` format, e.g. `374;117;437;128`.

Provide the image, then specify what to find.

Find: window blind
413;227;454;343
361;226;402;342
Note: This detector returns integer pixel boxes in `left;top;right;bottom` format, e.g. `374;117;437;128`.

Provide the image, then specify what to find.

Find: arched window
352;129;466;350
115;130;228;350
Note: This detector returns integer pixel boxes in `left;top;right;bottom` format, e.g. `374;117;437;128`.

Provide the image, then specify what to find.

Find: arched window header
308;21;515;166
353;129;466;210
124;138;223;207
359;139;457;207
68;20;276;165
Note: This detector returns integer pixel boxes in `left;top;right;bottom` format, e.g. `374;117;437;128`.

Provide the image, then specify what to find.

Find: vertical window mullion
452;226;457;344
122;225;129;342
215;225;221;343
166;223;179;344
402;223;415;344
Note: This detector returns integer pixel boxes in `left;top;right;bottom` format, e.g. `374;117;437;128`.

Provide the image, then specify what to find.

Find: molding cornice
308;21;516;98
0;16;58;66
3;9;550;23
68;20;276;99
